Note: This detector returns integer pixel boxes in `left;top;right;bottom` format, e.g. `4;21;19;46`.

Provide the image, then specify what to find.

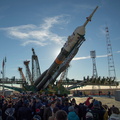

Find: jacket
68;111;80;120
109;113;120;120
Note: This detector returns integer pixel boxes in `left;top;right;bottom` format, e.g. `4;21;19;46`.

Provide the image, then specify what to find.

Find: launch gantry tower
58;64;69;88
32;48;41;83
90;50;99;89
90;50;98;78
24;60;32;85
18;67;26;87
105;27;116;80
18;67;26;82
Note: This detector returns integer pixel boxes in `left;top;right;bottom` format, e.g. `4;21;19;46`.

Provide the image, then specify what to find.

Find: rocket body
64;26;85;52
34;6;98;90
46;26;85;75
35;26;85;90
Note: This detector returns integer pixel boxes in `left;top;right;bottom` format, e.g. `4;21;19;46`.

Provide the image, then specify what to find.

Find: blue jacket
68;111;80;120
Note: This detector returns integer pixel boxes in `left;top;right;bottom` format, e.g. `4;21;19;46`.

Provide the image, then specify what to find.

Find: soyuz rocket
34;6;98;90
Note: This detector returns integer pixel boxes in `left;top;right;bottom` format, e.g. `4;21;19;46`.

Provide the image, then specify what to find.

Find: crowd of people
0;92;120;120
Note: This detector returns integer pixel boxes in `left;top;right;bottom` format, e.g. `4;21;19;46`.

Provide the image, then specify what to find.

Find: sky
0;0;120;82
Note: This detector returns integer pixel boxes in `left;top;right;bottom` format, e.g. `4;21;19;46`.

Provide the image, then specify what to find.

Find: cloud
116;51;120;53
97;54;108;58
9;30;29;39
73;56;90;60
22;40;47;46
41;15;64;30
0;15;68;46
73;54;109;61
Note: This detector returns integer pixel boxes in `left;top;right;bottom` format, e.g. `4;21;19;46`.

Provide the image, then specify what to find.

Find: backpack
91;108;105;120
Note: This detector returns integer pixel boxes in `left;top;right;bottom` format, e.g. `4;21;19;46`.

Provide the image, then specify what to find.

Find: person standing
108;107;120;120
17;100;32;120
55;110;68;120
43;100;57;120
48;107;59;120
108;91;111;98
67;106;80;120
91;100;105;120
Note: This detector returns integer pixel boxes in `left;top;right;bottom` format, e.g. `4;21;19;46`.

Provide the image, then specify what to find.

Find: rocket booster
34;6;98;90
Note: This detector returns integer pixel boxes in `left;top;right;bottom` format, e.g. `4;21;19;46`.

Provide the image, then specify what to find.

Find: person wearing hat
108;107;120;120
85;111;93;120
54;110;68;120
67;106;80;120
93;100;100;108
43;100;57;120
91;100;105;120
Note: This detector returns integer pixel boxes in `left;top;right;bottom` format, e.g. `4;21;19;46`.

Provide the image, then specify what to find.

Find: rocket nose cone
74;26;85;35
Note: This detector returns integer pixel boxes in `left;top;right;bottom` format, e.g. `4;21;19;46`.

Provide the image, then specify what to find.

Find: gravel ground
70;96;120;109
